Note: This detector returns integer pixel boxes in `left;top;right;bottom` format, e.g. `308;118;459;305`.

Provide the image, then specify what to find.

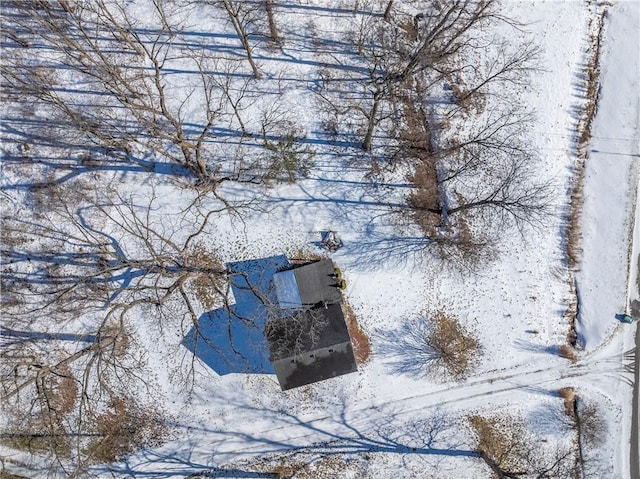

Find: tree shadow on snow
375;320;437;379
102;402;478;478
182;255;291;376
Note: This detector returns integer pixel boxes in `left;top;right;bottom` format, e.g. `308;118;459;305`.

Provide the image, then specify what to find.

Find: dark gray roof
272;342;357;390
266;303;350;360
272;259;342;308
265;303;357;390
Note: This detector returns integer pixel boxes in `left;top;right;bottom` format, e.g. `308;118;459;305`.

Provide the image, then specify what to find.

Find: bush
429;312;481;379
469;414;576;478
384;312;481;380
469;415;524;471
558;344;578;362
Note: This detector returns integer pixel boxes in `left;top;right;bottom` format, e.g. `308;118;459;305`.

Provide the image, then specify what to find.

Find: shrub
469;415;523;470
578;400;607;447
429;312;480;379
469;414;576;478
558;344;578;362
558;387;577;419
386;312;481;380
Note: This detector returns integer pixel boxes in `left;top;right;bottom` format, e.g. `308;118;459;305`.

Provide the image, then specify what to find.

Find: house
265;259;357;390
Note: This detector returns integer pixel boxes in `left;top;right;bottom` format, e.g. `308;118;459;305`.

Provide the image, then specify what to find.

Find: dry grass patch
0;427;71;459
566;165;585;271
568;9;606;272
343;301;371;365
399;89;444;239
84;398;166;464
0;472;31;479
267;459;305;478
563;277;579;346
278;455;354;479
0;402;71;458
240;453;363;479
187;242;226;310
0;366;78;458
577;10;606;156
407;161;442;236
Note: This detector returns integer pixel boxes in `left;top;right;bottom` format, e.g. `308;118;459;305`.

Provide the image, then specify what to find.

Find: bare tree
406;107;554;234
2;186;229;331
0;178;233;473
197;0;262;78
315;0;528;152
354;0;507;150
469;414;577;478
265;308;330;358
310;1;548;265
448;40;541;110
210;59;257;137
0;0;260;187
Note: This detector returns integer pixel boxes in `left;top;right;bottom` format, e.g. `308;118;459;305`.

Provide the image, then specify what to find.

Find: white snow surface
128;2;637;477
1;1;638;478
577;0;640;349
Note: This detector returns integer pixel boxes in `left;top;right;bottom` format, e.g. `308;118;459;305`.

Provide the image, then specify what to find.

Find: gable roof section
265;303;357;390
271;269;303;308
272;259;342;308
266;303;350;360
272;342;357;390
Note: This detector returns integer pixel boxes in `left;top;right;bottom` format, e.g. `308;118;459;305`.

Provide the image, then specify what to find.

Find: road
630;179;639;479
632;318;639;479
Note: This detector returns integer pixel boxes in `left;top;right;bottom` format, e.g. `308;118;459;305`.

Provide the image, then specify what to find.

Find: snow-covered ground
576;0;640;475
578;0;639;349
1;1;638;477
123;1;638;477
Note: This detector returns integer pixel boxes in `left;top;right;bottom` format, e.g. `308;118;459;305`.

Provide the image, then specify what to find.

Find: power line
532;131;639;143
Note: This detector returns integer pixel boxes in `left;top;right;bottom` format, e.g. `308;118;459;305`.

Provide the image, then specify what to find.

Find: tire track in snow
204;352;633;459
120;342;633;477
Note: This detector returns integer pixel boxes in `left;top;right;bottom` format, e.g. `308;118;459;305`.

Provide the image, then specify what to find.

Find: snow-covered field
1;0;638;477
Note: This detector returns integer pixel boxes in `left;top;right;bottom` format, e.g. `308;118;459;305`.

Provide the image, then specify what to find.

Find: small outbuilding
266;260;357;390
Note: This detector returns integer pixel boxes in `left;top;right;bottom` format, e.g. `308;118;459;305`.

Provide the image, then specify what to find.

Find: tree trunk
383;0;394;22
363;94;381;151
221;0;262;78
265;0;281;44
